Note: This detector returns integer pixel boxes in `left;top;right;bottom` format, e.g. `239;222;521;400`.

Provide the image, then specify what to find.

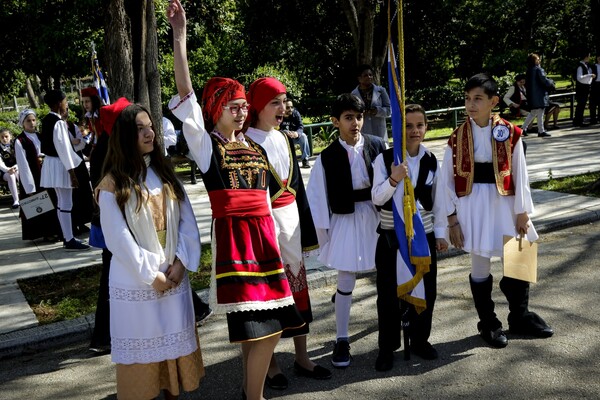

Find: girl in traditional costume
245;78;331;389
96;97;204;400
167;2;304;399
0;128;20;209
14;109;61;241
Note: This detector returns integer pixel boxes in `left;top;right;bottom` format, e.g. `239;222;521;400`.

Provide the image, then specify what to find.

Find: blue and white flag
387;43;431;313
92;46;110;105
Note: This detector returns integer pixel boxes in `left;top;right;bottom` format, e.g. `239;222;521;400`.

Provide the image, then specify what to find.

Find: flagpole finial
91;41;96;55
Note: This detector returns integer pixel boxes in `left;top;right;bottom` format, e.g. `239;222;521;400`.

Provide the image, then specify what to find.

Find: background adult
574;53;595;127
503;74;529;118
280;99;311;168
589;55;600;125
522;54;554;138
351;64;391;142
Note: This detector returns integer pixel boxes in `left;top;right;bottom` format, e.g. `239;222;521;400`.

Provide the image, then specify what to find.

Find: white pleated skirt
40;156;73;189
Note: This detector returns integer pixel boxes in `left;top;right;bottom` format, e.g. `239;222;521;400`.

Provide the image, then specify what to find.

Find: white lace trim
109;276;189;302
112;325;198;364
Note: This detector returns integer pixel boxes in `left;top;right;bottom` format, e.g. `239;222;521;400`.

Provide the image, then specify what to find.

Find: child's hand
389;160;408;186
167;0;186;34
166;258;185;287
436;238;449;251
152;271;175;292
448;217;463;249
516;212;530;236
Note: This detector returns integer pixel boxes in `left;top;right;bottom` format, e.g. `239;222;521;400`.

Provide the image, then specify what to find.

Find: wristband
389;176;398;185
448;221;460;228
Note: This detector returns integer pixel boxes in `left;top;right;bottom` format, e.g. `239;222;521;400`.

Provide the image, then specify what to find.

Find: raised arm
167;0;193;98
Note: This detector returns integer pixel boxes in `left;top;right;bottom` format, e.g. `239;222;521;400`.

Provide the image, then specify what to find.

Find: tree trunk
104;0;134;100
340;0;388;83
145;0;163;142
25;78;40;109
106;0;162;140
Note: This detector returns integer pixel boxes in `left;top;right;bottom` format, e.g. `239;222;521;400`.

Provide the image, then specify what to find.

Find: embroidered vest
448;115;521;197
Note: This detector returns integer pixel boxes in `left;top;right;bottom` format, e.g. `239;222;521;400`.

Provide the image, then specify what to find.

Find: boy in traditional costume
371;104;448;371
306;93;386;368
439;73;553;348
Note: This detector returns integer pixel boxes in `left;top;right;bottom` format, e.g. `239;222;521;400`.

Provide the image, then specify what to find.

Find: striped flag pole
91;42;110;105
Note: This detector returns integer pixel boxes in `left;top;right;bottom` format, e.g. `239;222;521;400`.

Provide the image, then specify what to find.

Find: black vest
379;148;438;212
41;113;61;157
1;143;16;168
321;134;386;214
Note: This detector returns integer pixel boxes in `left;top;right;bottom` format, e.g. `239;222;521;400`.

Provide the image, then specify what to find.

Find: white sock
335;270;356;340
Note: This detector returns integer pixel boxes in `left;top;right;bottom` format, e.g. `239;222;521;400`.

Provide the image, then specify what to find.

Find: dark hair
102;104;184;211
464;73;498;98
0;127;10;136
331;93;365;119
405;104;428;125
43;90;66;108
89;96;102;113
515;73;526;81
526;53;540;68
356;64;373;77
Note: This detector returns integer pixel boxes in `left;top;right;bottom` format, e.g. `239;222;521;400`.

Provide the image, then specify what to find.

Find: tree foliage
2;0;600;116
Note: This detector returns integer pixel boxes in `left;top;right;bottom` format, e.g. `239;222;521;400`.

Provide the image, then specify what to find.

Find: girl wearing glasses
244;78;331;390
167;2;304;400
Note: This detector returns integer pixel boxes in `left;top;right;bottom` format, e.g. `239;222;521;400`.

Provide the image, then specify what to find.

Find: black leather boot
469;274;508;348
499;277;554;338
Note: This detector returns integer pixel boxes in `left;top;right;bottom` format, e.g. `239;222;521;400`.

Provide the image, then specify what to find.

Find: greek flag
387;44;431;313
92;47;110;105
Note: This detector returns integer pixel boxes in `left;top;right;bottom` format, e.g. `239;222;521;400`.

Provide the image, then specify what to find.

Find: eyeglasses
222;104;250;115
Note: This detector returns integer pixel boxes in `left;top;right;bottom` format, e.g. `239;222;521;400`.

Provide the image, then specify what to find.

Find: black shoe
64;238;91;251
331;339;352;368
538;132;551;138
374;350;394;372
265;373;288;390
195;306;213;326
331;291;336;303
509;313;554;338
293;361;332;379
480;327;508;348
521;130;528;136
411;342;439;360
301;160;311;169
11;203;19;209
78;225;90;233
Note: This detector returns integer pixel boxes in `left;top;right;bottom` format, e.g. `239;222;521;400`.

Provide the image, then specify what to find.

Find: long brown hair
102;104;184;211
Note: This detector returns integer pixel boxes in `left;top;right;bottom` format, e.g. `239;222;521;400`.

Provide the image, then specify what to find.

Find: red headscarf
81;87;99;98
201;77;246;126
99;97;132;136
246;77;287;124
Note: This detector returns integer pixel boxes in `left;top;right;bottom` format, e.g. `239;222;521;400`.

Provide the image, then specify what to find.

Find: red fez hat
81;87;99;98
247;77;286;115
100;97;132;136
201;77;246;126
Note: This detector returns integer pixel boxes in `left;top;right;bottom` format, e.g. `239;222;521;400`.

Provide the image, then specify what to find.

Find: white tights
55;187;74;242
2;171;19;205
335;270;357;340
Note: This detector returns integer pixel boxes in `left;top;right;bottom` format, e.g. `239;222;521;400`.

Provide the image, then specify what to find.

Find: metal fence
303;91;576;156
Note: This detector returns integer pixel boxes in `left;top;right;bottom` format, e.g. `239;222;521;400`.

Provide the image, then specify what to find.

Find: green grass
18;243;212;324
531;171;600;197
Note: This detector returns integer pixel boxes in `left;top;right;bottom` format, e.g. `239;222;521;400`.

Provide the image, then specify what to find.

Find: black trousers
589;82;600;123
90;248;112;348
574;83;591;124
376;231;437;352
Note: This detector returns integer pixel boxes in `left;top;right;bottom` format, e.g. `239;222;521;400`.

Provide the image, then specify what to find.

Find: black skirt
226;304;305;343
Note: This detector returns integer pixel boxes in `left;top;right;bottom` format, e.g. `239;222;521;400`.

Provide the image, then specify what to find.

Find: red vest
448;115;522;197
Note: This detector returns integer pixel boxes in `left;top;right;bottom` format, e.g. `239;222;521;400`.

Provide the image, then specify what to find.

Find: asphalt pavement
1;122;600;398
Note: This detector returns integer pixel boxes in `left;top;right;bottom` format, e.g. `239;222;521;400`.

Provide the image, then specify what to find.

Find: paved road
1;221;598;400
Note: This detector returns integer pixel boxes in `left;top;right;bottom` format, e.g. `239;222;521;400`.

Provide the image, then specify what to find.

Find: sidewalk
1;123;600;358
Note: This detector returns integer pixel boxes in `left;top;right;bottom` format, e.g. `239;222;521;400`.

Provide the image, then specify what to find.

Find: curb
2;211;599;360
